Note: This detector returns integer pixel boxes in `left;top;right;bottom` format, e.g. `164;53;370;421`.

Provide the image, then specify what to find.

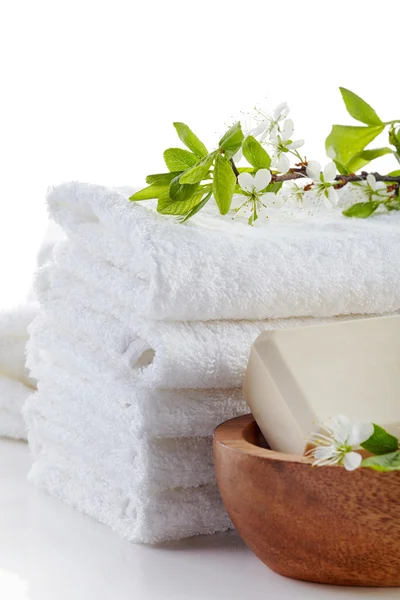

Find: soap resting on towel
47;181;400;322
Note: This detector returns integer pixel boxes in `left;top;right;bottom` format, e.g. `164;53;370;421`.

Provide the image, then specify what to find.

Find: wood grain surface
213;414;400;587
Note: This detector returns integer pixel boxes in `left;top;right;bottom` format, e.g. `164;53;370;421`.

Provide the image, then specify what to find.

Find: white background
1;0;399;307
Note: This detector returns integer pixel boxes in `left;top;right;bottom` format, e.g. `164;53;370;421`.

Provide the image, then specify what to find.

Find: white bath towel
0;304;38;439
0;376;31;439
25;404;216;494
47;181;400;322
29;447;231;543
26;359;247;439
0;221;64;440
28;295;362;390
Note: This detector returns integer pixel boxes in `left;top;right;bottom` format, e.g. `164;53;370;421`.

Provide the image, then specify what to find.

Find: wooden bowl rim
214;414;311;464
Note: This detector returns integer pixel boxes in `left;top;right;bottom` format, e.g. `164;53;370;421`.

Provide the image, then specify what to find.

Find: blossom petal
343;452;362;471
233;148;243;164
262;191;284;208
348;422;374;446
238;172;255;192
323;162;336;182
282;119;294;141
273;102;289;121
276;153;290;173
254;168;271;191
269;127;279;142
331;414;352;445
327;186;339;205
252;119;269;137
366;173;376;190
287;139;304;150
306;160;321;181
326;146;336;159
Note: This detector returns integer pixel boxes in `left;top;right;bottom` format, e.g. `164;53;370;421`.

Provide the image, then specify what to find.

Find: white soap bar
243;315;400;455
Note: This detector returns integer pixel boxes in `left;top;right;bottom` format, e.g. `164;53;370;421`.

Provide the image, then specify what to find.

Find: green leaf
242;136;271;169
325;125;384;167
361;424;399;455
164;148;198;172
347;147;393;172
362;451;400;472
339;88;382;126
342;201;380;218
213;154;236;215
157;189;204;216
265;181;283;194
145;172;182;185
173;122;208;158
389;170;400;176
219;122;244;159
179;191;212;223
237;167;255;173
179;152;216;184
169;174;199;203
129;185;169;201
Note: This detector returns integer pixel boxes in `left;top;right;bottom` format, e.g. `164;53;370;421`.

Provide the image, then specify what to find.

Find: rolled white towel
29;447;232;543
47;181;400;322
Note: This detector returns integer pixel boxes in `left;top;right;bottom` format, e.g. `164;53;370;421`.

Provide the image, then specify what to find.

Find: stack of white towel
24;181;400;543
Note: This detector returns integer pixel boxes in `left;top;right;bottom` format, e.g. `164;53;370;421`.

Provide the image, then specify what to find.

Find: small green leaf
169;174;199;203
325;125;384;167
164;148;198;172
242;136;271;169
389;170;400;176
339;88;382;126
173;122;208;158
362;451;400;472
213;154;236;215
237;167;255;174
347;147;393;172
179;191;212;223
157;189;204;216
265;181;283;194
361;424;399;455
146;172;182;185
219;122;244;159
129;185;169;201
179;152;216;184
342;201;380;218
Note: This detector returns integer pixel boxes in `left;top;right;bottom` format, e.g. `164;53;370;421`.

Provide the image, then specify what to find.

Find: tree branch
272;168;400;184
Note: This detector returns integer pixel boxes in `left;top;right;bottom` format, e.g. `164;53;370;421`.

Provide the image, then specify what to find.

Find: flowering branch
307;415;400;472
130;87;400;223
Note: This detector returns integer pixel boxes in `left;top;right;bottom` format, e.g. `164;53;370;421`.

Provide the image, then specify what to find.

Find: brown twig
272;168;400;184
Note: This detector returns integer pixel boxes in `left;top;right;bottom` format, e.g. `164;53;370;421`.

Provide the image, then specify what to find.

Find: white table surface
0;438;398;600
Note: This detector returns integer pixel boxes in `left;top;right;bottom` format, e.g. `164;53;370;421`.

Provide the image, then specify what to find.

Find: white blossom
306;161;338;207
238;169;271;193
269;119;304;173
306;414;373;471
359;173;390;201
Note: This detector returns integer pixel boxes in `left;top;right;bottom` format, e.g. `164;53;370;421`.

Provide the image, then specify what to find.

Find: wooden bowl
213;414;400;587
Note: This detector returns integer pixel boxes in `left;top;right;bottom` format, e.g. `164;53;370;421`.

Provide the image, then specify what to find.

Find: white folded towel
29;446;232;543
25;405;216;494
28;310;348;390
27;360;246;439
0;376;31;439
28;298;361;390
0;305;38;439
47;181;400;322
